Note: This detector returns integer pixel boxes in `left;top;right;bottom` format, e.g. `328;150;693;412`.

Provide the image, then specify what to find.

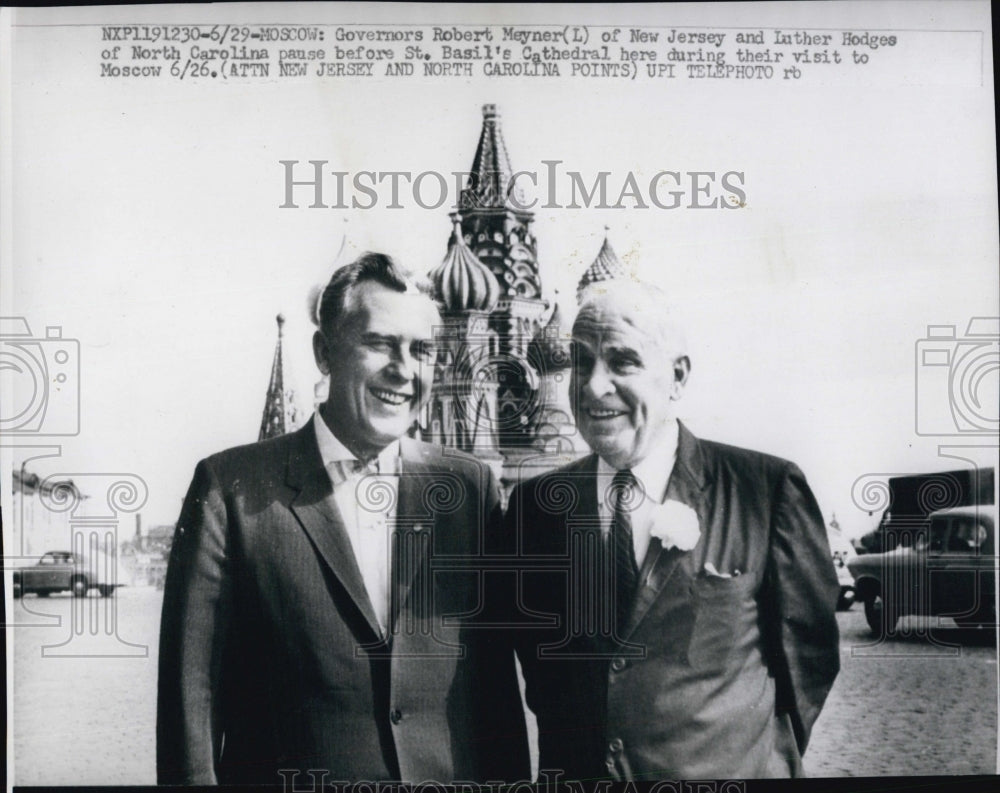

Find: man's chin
365;416;415;446
581;435;635;469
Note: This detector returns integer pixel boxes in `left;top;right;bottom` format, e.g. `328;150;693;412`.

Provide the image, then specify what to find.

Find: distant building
120;522;175;588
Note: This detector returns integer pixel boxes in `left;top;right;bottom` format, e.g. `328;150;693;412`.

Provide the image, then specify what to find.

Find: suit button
609;738;623;753
611;657;626;672
389;709;402;724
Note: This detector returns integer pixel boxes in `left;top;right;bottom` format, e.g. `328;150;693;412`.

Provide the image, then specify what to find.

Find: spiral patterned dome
577;230;627;303
430;217;502;313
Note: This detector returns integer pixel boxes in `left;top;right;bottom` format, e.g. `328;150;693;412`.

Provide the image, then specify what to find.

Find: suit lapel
286;425;383;640
625;422;709;637
391;438;435;631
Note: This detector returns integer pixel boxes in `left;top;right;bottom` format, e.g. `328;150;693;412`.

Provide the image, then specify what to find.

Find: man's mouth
585;407;627;420
370;387;413;407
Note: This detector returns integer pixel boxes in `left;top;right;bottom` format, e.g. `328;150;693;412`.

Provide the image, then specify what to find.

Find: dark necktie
611;469;640;637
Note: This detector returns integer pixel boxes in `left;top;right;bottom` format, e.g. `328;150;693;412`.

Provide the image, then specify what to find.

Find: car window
39;554;55;565
928;519;948;552
946;517;989;553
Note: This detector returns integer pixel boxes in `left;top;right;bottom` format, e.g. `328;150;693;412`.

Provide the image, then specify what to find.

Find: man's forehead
573;305;652;346
345;281;439;331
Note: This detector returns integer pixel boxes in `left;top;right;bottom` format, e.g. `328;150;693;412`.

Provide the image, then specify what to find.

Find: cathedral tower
455;104;549;450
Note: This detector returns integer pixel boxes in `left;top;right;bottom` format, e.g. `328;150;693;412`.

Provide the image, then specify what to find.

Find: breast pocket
685;572;759;671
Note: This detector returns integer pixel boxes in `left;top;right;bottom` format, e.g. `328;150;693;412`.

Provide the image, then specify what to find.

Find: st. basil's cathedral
260;104;629;493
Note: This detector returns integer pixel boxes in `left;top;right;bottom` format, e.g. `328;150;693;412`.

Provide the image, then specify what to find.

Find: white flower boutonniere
648;499;701;552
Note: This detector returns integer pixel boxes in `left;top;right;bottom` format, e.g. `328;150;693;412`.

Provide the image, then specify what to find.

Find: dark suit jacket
509;422;840;780
157;424;528;784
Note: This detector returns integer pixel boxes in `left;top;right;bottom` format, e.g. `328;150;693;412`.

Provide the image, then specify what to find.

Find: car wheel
71;577;88;598
837;587;855;611
13;582;22;599
98;585;114;598
864;593;897;637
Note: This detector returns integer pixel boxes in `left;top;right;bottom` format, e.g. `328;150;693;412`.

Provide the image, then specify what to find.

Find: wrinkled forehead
573;304;648;346
573;295;685;358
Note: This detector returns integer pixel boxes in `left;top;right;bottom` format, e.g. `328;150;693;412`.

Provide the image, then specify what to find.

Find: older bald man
509;280;840;780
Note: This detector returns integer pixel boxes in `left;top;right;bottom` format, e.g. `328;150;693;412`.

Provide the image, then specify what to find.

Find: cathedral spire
258;313;299;440
459;104;523;211
455;104;541;301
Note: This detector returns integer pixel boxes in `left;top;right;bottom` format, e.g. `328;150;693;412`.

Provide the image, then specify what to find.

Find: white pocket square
703;562;741;579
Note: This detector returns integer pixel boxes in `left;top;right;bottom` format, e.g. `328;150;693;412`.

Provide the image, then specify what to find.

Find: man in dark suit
157;254;528;784
510;280;840;780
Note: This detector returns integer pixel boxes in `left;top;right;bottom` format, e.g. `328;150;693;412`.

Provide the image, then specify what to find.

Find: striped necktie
611;468;639;637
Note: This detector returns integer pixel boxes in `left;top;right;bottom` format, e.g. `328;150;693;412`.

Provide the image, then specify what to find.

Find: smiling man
509;280;840;780
157;253;528;785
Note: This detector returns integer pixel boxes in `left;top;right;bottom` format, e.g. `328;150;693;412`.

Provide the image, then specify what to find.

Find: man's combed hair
317;252;438;337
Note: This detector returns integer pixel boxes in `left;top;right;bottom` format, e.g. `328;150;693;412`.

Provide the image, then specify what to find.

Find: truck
854;467;994;555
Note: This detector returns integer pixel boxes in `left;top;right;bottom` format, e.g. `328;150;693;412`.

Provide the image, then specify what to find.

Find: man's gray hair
575;280;688;359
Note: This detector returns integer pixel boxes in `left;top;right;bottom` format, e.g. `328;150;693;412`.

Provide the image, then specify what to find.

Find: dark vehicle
832;549;856;610
854;467;994;555
848;505;997;635
12;550;117;598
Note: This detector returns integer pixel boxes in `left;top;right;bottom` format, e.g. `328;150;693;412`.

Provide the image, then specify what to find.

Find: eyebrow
360;331;434;345
604;344;642;358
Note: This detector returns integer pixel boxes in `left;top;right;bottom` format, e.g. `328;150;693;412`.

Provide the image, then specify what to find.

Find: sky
2;1;997;539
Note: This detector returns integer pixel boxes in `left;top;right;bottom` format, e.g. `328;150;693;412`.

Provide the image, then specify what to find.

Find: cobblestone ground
10;590;997;784
805;609;997;776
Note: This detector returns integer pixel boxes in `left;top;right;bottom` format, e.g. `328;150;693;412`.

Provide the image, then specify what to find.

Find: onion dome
430;217;501;313
576;229;627;303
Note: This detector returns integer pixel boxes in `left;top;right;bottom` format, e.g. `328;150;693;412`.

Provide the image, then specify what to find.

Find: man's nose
583;361;615;398
387;346;417;381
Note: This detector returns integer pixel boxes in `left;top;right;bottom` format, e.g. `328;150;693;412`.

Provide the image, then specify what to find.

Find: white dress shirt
313;411;399;633
596;419;679;568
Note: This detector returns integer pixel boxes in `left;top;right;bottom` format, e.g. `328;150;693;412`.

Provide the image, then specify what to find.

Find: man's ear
313;330;331;375
671;355;691;399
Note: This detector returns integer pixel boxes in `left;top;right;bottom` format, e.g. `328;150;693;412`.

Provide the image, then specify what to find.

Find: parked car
848;505;997;636
12;550;118;598
832;549;856;611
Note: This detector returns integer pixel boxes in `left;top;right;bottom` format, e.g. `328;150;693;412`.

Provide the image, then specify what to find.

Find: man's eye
365;338;394;353
610;355;640;374
413;341;437;361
